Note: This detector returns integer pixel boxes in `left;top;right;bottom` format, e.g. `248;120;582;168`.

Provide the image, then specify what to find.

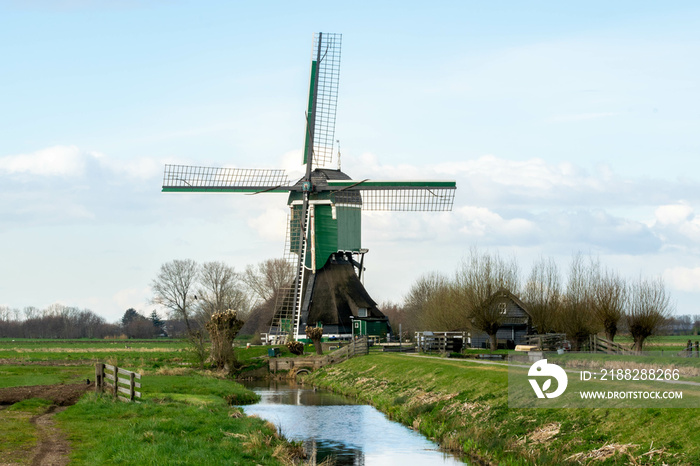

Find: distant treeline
0;304;188;339
0;304;119;339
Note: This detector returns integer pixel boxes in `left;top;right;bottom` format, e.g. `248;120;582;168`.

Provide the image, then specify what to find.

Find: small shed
469;289;533;350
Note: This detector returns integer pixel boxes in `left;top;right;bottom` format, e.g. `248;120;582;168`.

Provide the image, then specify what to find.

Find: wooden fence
95;363;142;402
589;335;631;355
414;331;468;353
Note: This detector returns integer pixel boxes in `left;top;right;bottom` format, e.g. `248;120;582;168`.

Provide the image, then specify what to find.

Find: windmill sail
304;32;342;170
162;164;291;193
331;180;457;211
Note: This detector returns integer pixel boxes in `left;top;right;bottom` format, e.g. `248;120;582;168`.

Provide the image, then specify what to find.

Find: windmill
162;33;456;342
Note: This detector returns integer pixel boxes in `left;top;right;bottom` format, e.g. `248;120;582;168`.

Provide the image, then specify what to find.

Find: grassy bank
305;353;700;465
0;339;307;465
56;387;301;465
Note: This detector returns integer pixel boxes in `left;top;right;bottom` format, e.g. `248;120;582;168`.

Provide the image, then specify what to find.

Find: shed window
498;302;507;315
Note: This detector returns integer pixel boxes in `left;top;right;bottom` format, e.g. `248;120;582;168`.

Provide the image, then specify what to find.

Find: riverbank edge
303;353;699;465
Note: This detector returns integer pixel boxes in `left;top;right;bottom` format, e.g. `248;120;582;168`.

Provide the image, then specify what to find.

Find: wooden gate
95;363;142;402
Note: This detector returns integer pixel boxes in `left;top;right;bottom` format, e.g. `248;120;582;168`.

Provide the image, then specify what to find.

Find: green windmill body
162;33;456;341
288;169;362;271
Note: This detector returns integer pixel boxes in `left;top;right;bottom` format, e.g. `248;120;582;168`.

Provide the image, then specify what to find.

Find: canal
241;380;467;465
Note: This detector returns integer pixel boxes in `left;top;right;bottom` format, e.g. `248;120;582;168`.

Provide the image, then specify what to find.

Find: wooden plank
117;376;131;386
117;367;142;379
117;387;141;398
105;373;116;382
117;395;130;403
104;364;116;371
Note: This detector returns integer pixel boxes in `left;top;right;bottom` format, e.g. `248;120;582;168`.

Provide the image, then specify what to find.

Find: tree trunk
489;333;498;352
313;339;323;355
633;336;645;353
604;322;617;342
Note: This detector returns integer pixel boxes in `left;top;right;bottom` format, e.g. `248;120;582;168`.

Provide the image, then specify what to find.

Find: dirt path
30;406;70;466
0;382;92;406
0;383;92;465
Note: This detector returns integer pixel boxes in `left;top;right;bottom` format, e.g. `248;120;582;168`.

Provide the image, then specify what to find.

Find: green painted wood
326;180;456;189
303;60;318;165
313;205;338;270
337;205;361;253
162;187;292;193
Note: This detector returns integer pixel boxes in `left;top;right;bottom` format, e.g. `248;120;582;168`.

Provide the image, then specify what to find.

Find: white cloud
454;206;538;241
0;145;100;177
112;287;152;315
652;202;700;249
103;157;164;180
247;206;288;242
279;149;305;181
0;145;170;181
655;203;693;225
664;267;700;292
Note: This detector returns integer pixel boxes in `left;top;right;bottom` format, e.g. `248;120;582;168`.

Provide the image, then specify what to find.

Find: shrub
305;326;324;355
286;341;304;355
205;310;244;371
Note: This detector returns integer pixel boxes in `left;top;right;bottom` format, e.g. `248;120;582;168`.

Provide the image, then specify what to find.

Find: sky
1;1;699;323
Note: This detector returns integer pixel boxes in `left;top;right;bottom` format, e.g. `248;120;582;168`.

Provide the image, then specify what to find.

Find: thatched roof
305;260;385;326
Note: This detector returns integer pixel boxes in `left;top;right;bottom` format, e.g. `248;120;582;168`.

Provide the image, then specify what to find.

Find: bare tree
419;282;461;332
242;258;294;305
23;306;39;320
523;257;561;334
557;253;597;351
455;248;520;351
0;306;10;322
197;261;249;322
403;272;453;334
626;276;673;352
151;259;199;333
592;267;627;342
378;300;404;336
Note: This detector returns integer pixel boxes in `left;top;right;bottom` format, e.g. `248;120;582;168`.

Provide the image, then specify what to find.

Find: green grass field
0;338;303;465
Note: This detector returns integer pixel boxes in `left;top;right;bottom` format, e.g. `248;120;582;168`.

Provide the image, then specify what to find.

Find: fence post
130;372;136;402
113;366;119;398
95;363;104;394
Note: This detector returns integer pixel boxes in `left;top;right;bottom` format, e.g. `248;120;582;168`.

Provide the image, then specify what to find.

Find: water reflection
241;380;466;465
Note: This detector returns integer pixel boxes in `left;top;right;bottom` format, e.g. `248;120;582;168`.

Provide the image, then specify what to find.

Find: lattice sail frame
308;32;341;169
332;181;456;211
162;165;290;192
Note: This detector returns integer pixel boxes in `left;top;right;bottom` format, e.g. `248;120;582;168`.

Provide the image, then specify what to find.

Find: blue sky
1;1;699;322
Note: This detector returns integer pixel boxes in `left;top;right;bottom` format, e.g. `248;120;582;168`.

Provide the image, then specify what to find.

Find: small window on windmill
358;308;368;318
498;302;507;315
